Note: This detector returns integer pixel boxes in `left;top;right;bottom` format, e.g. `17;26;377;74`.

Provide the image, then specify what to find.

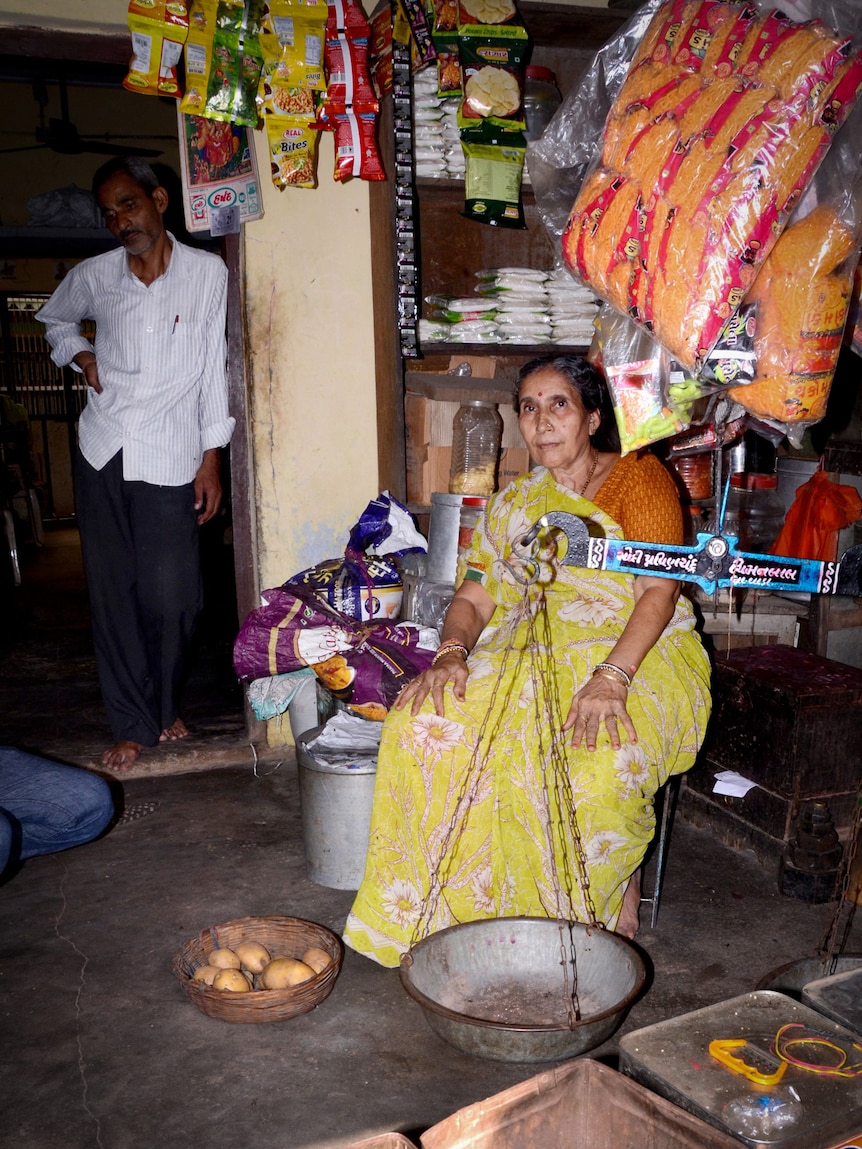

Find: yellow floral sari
343;467;711;967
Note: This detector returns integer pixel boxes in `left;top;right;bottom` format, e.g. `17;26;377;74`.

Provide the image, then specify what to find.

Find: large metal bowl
399;917;646;1062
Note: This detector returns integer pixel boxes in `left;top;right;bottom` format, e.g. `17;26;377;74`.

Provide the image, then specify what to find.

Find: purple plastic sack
233;582;434;720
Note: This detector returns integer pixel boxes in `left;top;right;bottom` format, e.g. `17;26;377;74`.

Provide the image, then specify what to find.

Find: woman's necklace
579;448;599;496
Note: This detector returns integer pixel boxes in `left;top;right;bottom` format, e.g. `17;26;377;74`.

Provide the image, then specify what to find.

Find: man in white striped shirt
37;157;235;772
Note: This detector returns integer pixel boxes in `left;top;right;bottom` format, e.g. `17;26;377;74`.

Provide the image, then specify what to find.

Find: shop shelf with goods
369;3;629;507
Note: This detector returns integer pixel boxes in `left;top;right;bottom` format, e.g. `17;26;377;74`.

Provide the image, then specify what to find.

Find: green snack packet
461;123;526;228
205;0;265;126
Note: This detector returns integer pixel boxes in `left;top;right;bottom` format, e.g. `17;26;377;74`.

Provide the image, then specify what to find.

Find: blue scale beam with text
514;512;862;598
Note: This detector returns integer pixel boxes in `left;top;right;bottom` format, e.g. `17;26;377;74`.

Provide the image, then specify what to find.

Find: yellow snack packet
124;0;190;97
265;113;320;188
180;0;219;113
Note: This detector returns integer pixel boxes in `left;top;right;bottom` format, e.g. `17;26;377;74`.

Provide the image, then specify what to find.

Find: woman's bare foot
102;741;144;771
615;872;642;939
159;718;189;742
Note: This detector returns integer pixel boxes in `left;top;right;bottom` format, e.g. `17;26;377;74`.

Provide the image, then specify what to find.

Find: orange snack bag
730;204;859;426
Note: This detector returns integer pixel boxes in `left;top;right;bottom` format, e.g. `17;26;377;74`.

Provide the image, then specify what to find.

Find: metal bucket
399;917;646;1063
426;493;463;584
296;727;377;890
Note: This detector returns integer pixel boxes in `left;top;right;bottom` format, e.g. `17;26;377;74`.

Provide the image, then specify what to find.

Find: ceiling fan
0;78;169;157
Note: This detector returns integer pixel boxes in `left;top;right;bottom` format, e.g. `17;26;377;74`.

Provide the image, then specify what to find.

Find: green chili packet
461;122;526;228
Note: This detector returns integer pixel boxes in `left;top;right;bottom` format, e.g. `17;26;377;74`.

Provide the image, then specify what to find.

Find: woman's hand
563;674;637;751
394;651;469;718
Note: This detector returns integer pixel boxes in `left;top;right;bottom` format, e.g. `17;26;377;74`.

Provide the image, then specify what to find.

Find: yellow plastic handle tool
709;1039;788;1087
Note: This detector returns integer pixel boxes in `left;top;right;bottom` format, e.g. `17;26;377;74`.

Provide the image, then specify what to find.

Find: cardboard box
420;1058;741;1149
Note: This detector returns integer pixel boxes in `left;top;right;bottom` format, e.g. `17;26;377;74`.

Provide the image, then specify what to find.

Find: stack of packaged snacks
413;67;464;179
562;0;862;375
418;265;600;345
319;0;385;181
258;0;328;188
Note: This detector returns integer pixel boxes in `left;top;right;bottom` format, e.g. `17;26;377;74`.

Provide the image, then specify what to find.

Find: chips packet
333;110;385;180
456;22;527;131
204;0;266;126
124;0;189;97
265;113;320;186
258;0;327;116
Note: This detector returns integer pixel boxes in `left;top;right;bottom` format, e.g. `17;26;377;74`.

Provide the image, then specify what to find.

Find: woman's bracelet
432;642;469;667
592;662;632;689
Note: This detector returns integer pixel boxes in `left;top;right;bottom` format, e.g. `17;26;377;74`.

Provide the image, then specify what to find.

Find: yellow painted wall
244;129;380;589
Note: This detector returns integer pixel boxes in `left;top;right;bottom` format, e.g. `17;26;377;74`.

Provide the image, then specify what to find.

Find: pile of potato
192;940;333;993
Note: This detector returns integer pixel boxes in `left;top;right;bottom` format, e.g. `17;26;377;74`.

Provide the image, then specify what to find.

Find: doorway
0;28;256;746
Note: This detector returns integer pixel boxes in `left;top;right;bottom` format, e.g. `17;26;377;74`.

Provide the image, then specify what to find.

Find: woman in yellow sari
343;355;711;968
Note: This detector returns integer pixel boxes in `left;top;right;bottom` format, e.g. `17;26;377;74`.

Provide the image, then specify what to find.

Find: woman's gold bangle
432;643;469;667
592;662;632;688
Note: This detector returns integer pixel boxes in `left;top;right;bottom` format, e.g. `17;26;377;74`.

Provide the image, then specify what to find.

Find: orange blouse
594;451;684;545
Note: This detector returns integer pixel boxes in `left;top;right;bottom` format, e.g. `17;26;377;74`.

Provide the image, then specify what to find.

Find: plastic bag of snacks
559;0;862;375
124;0;189;97
233;582;435;720
728;168;862;442
257;0;327;187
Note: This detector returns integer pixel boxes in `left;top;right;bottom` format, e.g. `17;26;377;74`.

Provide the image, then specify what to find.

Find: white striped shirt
37;235;235;486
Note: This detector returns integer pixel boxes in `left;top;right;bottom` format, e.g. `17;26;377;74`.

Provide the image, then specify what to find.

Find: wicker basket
171;915;344;1024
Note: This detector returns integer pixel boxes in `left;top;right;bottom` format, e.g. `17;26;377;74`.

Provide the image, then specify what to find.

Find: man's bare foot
159;718;189;742
102;741;144;771
615;872;642;939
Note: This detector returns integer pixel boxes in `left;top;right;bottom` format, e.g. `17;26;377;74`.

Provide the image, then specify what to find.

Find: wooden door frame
1;25;261;736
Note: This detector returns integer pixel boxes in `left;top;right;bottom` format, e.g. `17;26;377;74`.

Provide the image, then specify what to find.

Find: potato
208;947;241;970
235;941;271;973
212;968;252;992
260;957;316;989
192;964;220;986
301;947;332;974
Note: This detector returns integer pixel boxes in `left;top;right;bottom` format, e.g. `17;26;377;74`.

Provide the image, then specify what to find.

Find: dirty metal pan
399;917;646;1063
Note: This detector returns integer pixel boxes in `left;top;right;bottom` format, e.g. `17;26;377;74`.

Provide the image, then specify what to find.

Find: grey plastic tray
618;990;862;1149
802;968;862;1037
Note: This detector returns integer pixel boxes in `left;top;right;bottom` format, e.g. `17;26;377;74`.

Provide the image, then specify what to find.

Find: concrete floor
2;524;861;1149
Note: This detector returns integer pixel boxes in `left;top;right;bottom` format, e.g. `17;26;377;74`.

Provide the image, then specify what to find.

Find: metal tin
619;990;862;1149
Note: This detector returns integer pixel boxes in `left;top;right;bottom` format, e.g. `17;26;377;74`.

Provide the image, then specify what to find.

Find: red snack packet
324;33;378;110
333;110;384;180
326;0;370;36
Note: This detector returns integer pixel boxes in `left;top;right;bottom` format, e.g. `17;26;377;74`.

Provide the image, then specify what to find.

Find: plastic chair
640;774;681;929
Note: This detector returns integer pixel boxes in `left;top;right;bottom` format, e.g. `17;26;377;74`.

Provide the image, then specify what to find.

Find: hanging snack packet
333;110;385;180
258;0;327;116
265;113;320;186
457;23;527;131
461;123;526;228
180;0;218;113
398;0;436;68
204;0;265;126
368;0;394;98
323;32;378;111
326;0;370;35
124;0;189;97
